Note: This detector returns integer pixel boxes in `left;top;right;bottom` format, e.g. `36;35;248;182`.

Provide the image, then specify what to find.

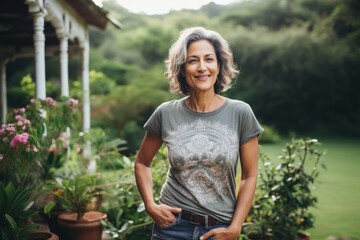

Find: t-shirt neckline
180;97;229;116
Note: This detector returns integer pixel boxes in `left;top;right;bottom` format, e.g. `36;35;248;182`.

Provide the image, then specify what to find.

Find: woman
135;26;263;240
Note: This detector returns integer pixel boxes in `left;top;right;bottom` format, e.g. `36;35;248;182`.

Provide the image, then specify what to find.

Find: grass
260;136;360;240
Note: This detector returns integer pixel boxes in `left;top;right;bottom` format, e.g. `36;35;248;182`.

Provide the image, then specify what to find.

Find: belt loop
205;215;209;229
179;210;182;220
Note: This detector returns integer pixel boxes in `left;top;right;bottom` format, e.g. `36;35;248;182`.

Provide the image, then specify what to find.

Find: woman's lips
196;75;210;81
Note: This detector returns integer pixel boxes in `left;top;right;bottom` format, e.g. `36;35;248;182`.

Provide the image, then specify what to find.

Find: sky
112;0;237;15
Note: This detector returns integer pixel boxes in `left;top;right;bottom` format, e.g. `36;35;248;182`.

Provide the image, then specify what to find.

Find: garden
2;98;358;239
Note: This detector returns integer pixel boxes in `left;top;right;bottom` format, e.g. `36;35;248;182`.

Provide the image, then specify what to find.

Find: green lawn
260;137;360;240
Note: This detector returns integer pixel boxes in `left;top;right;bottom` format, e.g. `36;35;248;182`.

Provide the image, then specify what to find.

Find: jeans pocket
151;214;180;239
160;213;179;228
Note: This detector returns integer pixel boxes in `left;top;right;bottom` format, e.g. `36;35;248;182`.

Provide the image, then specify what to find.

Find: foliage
90;70;116;95
0;181;37;240
44;174;100;220
91;84;173;154
258;124;281;144
226;24;360;135
100;147;169;240
242;138;326;239
83;127;127;170
221;0;313;30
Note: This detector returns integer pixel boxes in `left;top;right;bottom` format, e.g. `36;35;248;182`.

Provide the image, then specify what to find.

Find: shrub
243;138;326;239
100;147;169;240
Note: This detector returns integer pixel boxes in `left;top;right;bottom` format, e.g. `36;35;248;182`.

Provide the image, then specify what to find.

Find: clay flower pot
298;232;311;240
57;211;107;240
27;232;59;240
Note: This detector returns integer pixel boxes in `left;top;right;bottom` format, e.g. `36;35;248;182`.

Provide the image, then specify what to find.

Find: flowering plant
0;97;81;185
0;108;39;184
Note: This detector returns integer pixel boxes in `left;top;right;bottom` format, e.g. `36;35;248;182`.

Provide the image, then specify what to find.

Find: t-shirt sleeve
143;104;163;138
240;103;264;145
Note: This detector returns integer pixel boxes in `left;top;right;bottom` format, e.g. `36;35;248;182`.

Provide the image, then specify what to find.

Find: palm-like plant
44;174;99;220
0;181;37;239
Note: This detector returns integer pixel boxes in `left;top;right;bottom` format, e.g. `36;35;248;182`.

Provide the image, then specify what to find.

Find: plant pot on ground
57;211;107;240
44;174;106;240
27;231;59;240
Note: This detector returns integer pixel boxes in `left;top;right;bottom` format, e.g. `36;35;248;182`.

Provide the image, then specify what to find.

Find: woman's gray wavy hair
165;26;239;95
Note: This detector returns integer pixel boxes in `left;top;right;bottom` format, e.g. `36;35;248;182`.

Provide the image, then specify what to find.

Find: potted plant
242;138;326;240
0;181;59;240
44;174;106;240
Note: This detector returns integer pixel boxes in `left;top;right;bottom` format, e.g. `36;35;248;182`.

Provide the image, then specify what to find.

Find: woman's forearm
134;132;163;211
229;175;257;233
134;161;156;209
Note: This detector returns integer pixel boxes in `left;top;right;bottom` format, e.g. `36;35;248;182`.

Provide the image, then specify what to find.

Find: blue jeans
151;211;229;240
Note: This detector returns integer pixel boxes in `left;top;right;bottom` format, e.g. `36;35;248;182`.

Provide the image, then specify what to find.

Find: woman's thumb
171;207;182;214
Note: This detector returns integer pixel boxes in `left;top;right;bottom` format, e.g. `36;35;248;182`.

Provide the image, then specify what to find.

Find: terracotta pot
27;232;59;240
298;232;311;240
39;208;63;237
57;211;107;240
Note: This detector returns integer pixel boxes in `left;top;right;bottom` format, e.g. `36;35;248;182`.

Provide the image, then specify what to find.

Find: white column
81;39;90;134
33;12;46;100
60;36;69;97
0;60;7;123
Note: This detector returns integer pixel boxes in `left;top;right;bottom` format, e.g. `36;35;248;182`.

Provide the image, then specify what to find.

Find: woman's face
184;40;220;94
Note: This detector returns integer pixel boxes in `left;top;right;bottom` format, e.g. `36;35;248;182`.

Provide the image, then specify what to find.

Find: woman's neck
185;92;224;113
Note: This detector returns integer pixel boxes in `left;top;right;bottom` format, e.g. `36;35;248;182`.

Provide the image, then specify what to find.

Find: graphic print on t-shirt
167;119;238;205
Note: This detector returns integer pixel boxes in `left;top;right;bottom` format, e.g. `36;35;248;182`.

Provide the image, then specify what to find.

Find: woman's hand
199;226;240;240
147;203;182;228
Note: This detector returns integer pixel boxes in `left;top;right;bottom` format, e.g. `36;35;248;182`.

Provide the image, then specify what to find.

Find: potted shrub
44;174;106;240
242;138;326;240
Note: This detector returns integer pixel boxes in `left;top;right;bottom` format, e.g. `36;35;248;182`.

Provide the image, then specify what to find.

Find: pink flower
18;121;24;126
44;97;57;107
0;154;3;161
6;124;15;133
15;115;23;121
20;133;29;142
33;146;38;153
65;99;79;113
10;132;29;148
30;98;36;104
19;108;25;113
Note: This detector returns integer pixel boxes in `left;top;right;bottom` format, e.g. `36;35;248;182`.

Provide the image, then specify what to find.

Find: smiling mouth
196;75;211;81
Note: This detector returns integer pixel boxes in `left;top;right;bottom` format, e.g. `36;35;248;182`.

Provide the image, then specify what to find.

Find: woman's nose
198;60;206;71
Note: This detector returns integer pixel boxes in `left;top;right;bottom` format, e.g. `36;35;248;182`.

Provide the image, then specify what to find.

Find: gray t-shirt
144;97;263;223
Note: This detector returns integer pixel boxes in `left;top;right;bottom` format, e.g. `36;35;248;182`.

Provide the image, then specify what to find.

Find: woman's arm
229;136;259;233
134;132;181;227
200;136;259;240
